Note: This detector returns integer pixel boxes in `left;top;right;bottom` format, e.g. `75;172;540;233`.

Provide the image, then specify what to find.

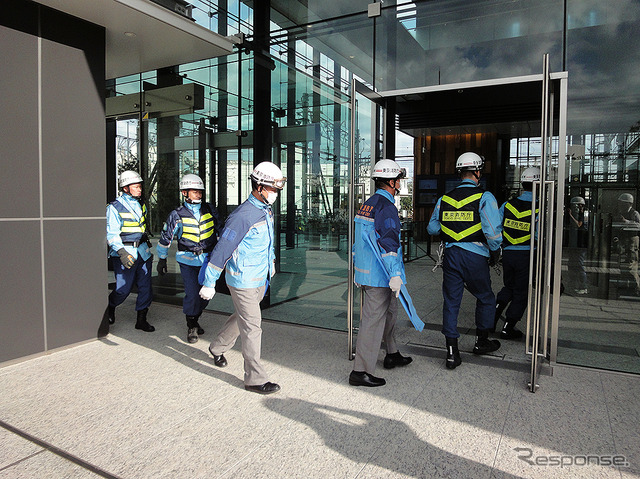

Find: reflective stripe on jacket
157;202;221;267
106;194;152;260
110;200;147;243
174;204;218;252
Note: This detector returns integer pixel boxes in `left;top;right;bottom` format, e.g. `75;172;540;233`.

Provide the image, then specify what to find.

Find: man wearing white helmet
566;196;589;294
198;161;285;394
106;170;155;332
614;193;640;295
427;152;502;369
494;167;540;340
156;174;221;343
349;159;413;388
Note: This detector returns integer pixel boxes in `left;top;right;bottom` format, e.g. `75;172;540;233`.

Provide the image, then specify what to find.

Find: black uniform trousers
496;249;531;323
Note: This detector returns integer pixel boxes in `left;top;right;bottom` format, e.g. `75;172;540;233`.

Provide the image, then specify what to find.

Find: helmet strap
257;185;269;204
123;185;142;199
183;189;202;204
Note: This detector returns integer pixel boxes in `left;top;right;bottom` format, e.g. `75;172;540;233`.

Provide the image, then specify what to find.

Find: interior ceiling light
124;32;137;37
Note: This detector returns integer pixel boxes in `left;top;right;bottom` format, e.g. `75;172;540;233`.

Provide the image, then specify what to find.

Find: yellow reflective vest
439;186;486;243
502;198;537;246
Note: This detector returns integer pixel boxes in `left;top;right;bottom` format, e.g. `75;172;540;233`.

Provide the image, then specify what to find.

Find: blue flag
364;230;425;332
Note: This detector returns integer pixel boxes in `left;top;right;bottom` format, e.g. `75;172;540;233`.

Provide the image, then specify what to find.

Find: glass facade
107;1;640;373
557;1;640;373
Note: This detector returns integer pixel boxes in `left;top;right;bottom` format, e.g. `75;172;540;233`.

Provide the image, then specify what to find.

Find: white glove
199;286;216;300
389;276;403;298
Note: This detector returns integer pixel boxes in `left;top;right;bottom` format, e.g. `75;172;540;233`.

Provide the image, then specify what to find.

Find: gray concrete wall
0;2;106;364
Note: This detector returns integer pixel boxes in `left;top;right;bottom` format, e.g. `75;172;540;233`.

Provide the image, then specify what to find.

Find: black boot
186;315;199;344
195;313;204;335
500;321;523;340
473;329;500;355
108;305;116;325
135;308;155;332
491;302;507;332
445;337;462;370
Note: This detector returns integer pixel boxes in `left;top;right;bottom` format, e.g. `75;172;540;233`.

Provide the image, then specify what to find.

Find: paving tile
0;450;103;479
0;294;639;479
0;428;43;471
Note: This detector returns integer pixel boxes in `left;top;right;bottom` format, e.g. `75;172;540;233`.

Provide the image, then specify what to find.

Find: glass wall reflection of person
567;196;588;295
613;193;640;295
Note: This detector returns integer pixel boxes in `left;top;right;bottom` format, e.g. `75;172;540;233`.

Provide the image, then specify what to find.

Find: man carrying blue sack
349;159;413;388
428;152;502;370
199;161;284;395
156;174;221;344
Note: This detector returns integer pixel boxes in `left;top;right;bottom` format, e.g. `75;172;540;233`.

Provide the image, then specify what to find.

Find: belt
123;237;151;248
122;240;142;247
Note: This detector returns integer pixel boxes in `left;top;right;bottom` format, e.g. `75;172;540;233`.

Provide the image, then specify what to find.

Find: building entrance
348;59;570;389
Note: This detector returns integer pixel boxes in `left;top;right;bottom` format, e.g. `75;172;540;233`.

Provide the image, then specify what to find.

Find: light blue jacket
353;189;406;287
106;194;152;261
427;179;502;257
201;194;275;289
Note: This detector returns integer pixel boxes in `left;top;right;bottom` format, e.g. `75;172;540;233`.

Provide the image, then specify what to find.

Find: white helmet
372;159;406;180
250;162;286;190
456;152;484;172
521;167;541;183
570;196;585;205
180;174;204;191
618;193;634;203
119;170;143;189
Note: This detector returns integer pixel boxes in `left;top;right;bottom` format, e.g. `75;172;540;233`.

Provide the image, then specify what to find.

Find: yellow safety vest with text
502;198;537;246
439;186;487;243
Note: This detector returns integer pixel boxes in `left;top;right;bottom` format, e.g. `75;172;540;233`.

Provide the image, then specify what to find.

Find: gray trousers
353;285;399;374
209;285;269;386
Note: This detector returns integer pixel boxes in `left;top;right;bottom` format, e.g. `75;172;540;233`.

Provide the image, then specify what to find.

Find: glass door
347;79;379;359
529;55;568;391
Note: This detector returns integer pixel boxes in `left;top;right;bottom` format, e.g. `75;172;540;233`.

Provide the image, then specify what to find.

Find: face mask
265;191;278;205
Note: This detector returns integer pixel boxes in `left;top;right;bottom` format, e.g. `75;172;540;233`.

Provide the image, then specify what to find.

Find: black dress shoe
349;371;386;387
208;346;227;367
383;351;413;369
245;382;281;394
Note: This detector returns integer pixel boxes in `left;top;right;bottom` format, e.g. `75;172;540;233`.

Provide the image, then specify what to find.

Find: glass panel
264;55;353;331
555;1;640;373
376;0;564;90
108;3;379;331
